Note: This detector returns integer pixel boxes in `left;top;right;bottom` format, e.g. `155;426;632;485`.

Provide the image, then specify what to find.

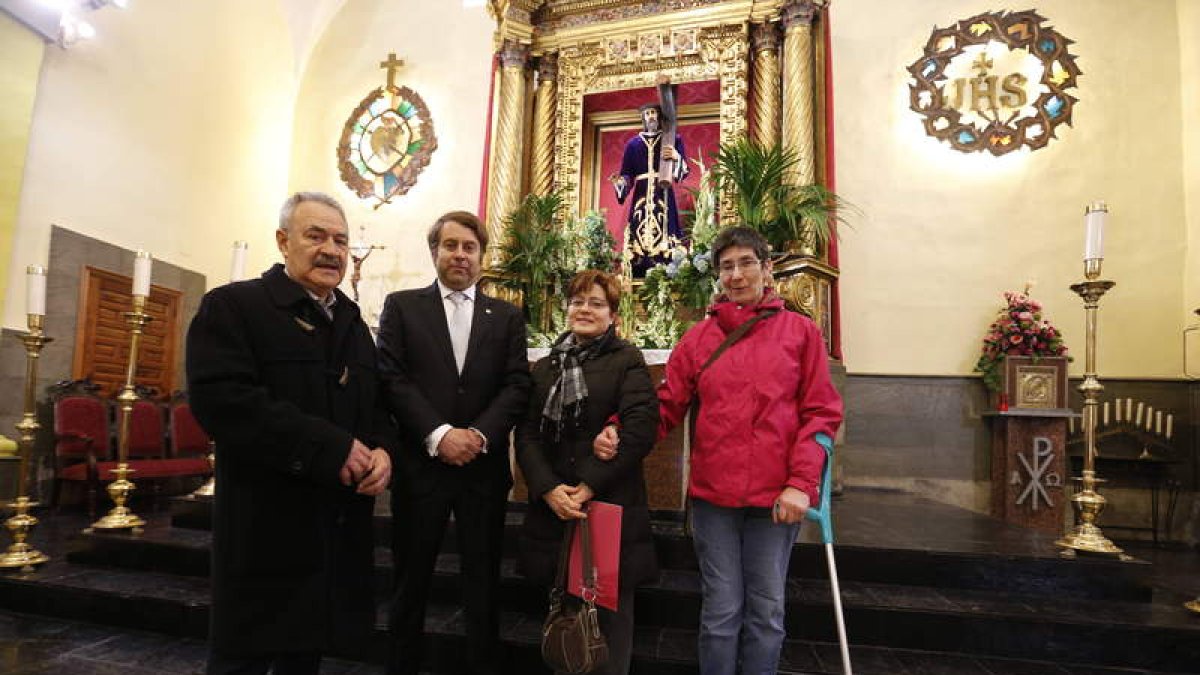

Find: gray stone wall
841;373;1200;543
0;226;207;502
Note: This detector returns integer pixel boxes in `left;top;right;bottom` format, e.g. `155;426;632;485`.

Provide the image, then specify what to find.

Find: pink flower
1009;335;1023;344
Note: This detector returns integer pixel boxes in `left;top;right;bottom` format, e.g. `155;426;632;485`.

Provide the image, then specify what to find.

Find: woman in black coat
517;269;660;675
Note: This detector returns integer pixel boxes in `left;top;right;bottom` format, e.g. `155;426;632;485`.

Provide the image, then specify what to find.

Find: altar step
62;526;1193;669
170;494;1154;602
0;557;1183;675
10;495;1198;674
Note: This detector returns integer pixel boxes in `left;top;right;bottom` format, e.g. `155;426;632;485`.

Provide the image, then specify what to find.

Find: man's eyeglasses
717;257;763;276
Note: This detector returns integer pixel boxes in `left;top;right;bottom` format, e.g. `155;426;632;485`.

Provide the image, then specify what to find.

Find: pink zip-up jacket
657;291;843;507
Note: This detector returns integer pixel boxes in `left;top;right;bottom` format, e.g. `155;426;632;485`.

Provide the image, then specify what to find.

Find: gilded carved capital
780;0;818;30
499;39;531;69
751;21;780;53
537;52;559;82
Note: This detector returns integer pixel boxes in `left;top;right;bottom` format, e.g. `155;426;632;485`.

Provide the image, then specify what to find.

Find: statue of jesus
611;103;689;276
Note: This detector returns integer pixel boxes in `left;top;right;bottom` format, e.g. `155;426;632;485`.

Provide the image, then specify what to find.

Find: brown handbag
541;517;609;674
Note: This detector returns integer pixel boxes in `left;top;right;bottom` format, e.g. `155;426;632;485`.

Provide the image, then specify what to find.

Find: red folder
567;501;622;611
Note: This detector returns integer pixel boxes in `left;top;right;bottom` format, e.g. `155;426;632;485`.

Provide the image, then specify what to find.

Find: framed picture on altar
1003;356;1068;410
579;82;722;250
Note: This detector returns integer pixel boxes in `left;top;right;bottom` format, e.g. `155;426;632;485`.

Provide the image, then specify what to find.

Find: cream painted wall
288;0;495;325
5;0;297;329
832;0;1189;378
0;14;45;319
1181;0;1200;372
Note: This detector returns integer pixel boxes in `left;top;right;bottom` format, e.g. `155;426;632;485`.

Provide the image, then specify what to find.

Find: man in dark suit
377;210;530;675
187;192;396;675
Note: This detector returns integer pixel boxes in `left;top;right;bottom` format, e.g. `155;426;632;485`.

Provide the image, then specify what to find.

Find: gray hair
278;191;347;232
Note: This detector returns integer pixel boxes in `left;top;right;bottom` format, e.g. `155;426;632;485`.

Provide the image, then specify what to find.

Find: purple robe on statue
615;131;689;276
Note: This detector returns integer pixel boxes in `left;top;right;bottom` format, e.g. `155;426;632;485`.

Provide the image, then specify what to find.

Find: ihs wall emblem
337;53;438;208
907;10;1081;156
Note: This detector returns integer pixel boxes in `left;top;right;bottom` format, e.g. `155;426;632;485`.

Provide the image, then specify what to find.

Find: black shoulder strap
697;309;779;375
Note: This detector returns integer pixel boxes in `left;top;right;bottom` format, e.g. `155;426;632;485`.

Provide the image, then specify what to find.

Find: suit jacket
377;281;530;497
186;263;398;655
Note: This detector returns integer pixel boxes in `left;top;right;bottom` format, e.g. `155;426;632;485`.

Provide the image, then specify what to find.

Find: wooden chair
49;379;113;515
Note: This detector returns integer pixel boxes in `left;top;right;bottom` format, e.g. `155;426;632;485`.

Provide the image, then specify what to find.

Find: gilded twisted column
486;39;530;266
751;22;782;149
530;53;558;198
781;1;817;185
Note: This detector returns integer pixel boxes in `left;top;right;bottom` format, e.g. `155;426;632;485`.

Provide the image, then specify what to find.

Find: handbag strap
552;520;575;594
550;510;598;597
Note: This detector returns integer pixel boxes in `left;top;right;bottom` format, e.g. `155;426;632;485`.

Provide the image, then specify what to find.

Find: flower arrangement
974;287;1071;391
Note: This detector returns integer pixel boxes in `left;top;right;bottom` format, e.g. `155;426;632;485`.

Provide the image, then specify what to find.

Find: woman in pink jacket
596;226;843;675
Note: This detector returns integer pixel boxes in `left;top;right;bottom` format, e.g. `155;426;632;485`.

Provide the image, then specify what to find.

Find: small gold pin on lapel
294;316;315;333
338;366;349;387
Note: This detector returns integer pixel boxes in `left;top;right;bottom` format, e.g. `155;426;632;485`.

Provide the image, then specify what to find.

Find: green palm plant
711;138;850;254
495;192;571;332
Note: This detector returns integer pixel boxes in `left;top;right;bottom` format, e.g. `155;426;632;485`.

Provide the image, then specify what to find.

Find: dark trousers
388;483;507;675
207;650;321;675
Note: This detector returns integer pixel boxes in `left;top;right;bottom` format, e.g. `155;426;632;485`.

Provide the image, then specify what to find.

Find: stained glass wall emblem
337;53;437;208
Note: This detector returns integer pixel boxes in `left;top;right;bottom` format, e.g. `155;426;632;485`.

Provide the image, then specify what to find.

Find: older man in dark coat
187;191;396;675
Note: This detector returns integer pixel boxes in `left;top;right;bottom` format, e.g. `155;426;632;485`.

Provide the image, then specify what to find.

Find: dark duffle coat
186;264;398;656
516;336;660;589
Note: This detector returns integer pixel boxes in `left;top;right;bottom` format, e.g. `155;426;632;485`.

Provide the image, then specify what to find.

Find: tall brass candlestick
0;314;53;571
1056;257;1124;558
89;295;150;532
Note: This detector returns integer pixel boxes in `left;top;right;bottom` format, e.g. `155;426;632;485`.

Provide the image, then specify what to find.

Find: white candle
1068;416;1075;434
1125;398;1132;422
133;250;152;297
1102;401;1109;426
230;241;248;282
1155;410;1162;435
26;265;47;316
1166;414;1173;439
1145;406;1154;431
1084;201;1107;261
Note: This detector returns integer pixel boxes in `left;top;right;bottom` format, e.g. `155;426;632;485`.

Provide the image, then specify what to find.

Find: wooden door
73;266;181;399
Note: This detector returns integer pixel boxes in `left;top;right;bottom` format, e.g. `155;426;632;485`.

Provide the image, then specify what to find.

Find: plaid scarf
541;325;614;440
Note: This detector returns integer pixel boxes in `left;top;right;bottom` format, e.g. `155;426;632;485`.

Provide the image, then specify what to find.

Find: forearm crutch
805;432;852;675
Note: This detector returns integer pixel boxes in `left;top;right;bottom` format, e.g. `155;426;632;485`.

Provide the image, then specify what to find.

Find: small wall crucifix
349;225;386;303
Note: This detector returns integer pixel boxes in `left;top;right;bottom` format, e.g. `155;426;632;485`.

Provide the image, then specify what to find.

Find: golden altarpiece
481;0;839;354
481;0;839;511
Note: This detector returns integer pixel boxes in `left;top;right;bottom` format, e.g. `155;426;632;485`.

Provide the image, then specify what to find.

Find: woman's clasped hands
543;482;596;520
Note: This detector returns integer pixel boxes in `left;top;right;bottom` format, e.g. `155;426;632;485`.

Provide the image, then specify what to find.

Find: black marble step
0;568;1182;675
420;554;1200;672
169;490;1155;602
55;522;1200;673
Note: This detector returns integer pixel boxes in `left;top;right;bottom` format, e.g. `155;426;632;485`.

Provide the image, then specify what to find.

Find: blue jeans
690;498;801;675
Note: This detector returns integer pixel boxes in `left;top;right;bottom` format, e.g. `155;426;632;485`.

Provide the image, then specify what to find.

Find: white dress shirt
425;280;487;457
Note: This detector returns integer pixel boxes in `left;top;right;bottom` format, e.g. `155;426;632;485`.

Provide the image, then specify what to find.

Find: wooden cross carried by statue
655;75;679;188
